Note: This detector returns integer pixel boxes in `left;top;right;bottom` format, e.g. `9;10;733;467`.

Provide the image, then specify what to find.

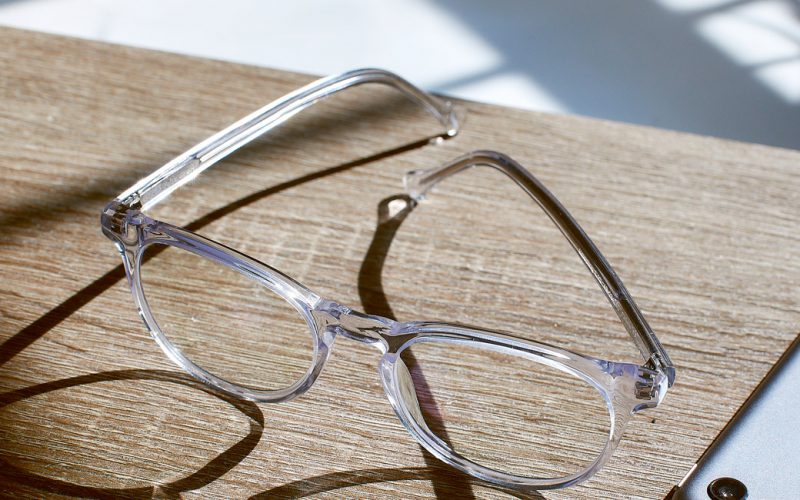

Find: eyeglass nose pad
394;358;426;425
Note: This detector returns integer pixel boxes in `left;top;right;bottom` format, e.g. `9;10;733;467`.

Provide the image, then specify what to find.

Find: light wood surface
1;27;799;499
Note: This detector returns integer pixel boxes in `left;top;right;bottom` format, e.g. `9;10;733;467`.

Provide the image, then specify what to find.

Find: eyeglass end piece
402;169;431;202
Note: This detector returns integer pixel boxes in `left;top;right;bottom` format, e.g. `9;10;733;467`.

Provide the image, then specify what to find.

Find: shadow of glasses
0;369;264;500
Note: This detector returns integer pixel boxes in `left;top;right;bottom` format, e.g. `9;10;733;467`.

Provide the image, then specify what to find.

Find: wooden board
1;27;798;499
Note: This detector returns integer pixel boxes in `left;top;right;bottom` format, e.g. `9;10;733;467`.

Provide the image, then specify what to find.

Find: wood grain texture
1;27;798;499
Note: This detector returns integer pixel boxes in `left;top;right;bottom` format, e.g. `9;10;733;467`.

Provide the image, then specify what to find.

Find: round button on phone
707;477;748;500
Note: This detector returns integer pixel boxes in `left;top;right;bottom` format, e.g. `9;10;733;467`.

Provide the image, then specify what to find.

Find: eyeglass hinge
644;352;676;388
632;364;669;411
101;195;143;243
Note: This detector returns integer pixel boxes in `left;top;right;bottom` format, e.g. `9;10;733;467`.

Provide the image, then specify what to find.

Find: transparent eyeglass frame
101;68;675;490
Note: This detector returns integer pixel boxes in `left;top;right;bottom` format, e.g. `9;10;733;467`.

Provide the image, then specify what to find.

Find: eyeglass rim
379;323;666;489
109;216;667;489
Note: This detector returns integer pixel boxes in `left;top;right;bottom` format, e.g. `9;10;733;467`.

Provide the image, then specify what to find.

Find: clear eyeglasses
101;68;675;490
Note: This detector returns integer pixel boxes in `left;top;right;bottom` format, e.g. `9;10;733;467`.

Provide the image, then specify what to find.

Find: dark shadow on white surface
429;0;800;150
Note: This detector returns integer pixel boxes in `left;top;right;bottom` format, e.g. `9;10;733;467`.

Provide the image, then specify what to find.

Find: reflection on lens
139;243;314;391
399;340;611;479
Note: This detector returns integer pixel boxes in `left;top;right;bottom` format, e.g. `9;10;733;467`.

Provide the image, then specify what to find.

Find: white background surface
2;0;798;150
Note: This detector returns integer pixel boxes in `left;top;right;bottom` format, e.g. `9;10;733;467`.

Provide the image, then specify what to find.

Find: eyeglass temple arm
116;68;461;211
404;150;676;387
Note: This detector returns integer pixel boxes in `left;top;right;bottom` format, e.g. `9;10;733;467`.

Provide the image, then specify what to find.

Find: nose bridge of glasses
311;299;399;352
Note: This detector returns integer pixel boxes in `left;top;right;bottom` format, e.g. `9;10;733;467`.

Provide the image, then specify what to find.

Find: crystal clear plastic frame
101;68;675;490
